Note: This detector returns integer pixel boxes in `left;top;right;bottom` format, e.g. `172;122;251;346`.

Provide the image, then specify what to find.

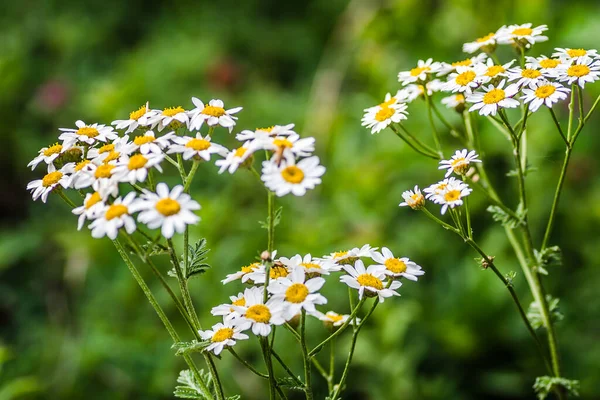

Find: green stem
229;349;268;378
184;160;201;192
271;349;303;386
56;190;77;208
300;311;313;400
328;338;336;393
389;124;440;160
567;85;576;140
260;338;278;400
549;108;569;146
464;196;473;239
423;90;443;157
430;98;463;138
167;239;201;330
540;149;571;249
420;208;461;234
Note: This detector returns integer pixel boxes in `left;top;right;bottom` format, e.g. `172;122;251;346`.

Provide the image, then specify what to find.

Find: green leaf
504;271;517;287
168;238;211;280
486;204;525;228
506;165;537;177
276;377;305;391
226;396;241;400
533;246;562;275
533;376;579;400
174;369;212;399
259;206;283;229
527;295;564;330
172;340;210;356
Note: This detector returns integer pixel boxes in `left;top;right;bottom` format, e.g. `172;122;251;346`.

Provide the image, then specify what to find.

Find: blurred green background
2;0;600;398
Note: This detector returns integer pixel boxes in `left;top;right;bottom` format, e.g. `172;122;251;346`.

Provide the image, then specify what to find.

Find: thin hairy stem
389;124;440;160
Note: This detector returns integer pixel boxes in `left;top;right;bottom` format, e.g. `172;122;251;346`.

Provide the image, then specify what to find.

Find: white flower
423;178;453;200
462;32;497;54
58;120;118;147
428;177;472;214
525;56;564;77
467;79;520;116
27;165;72;203
233;288;287;336
136;183;200;238
397;58;442;85
496;23;548;48
340;260;400;302
168;134;227;161
507;66;545;87
441;94;466;110
396;86;423;103
477;59;515;84
399;185;425;210
262;134;315;163
112;103;151;133
555;56;600;88
278;254;340;276
72;191;107;230
244;260;290;285
442;64;486;94
198;321;249;355
27;142;72;170
371;247;424;281
70;162;119;195
437;54;487;75
189;98;242;132
221;262;262;285
439;149;481;177
322;244;377;266
261;156;325;197
235;124;296;142
112;152;164;185
522;81;571;112
268;268;327;319
552;48;599;62
131;131;175;155
142;106;189;132
313;311;360;327
215;142;255;174
361;101;408;134
87;136;136;164
88;192;140;239
211;290;250;321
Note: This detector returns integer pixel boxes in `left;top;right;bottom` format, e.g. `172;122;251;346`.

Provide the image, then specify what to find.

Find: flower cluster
27;98;326;239
201;245;424;354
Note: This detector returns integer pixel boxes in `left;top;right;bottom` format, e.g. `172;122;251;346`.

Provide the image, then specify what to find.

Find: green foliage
486;204;526;228
174;370;212;400
259;206;283;230
527;295;564;330
534;246;562;275
504;271;517;287
276;377;305;392
168;238;211;280
172;341;210;357
533;376;580;400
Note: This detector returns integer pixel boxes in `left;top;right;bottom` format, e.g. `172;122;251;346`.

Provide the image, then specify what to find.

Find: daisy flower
423;178;453;200
322;244;377;266
215;142;255;174
278;254;340;276
340;260;401;302
88;192;140;239
136;183;201;238
496;23;548;48
261;156;325;197
112;102;151;133
268;268;327;319
245;261;291;285
189;98;242;132
462;32;497;54
361;101;408;134
507;66;545;87
552;48;599;62
525;56;563;77
437;54;487;75
112;152;164;185
168;134;227;162
235;124;296;142
221;262;262;285
198;321;249;355
131;131;175;155
397;58;442;85
478;59;515;83
142;106;189;132
58;120;118;147
371;247;424;281
439;149;481;177
28;142;71;170
522;81;571;112
399;185;426;210
428;177;473;214
467;79;520;116
233;288;287;336
263;134;315;163
70;162;119;194
314;311;360;330
87;136;135;164
442;64;486;94
27;165;72;203
211;290;250;321
72;191;107;230
441;94;466;111
555;56;600;88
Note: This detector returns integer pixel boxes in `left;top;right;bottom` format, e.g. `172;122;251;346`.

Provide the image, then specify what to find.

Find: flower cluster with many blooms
201;245;423;354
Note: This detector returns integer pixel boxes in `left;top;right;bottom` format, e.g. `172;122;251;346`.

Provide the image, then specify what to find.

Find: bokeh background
2;0;600;399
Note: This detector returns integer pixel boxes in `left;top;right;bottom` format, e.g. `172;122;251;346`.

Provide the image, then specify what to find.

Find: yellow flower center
105;204;128;220
246;304;271;323
98;143;114;154
567;65;590;77
76;126;100;138
521;69;541;79
241;263;260;274
162;106;185;117
232;298;246;307
75;160;91;171
129;104;147;120
186;138;211;151
375;106;394;122
273;138;293;148
257;126;274;133
356;273;383;290
281;166;305;184
300;262;321;271
202;105;226;117
452;59;472;67
455;94;465;102
567;49;586;58
42;171;63;187
285;283;309;303
380;97;397;107
43;143;62;157
128;154;148;170
85;192;102;209
476;33;495;43
211;327;234;342
512;27;533;36
333;251;348;259
451;157;466;167
270;265;289;279
384;258;407;274
327;314;344;323
134;135;155;145
155;198;181;216
485;65;505;77
483;88;506;104
234;147;247;157
535;85;556;99
539;59;561;69
103;151;121;163
95;164;115;179
409;66;430;77
444;189;461;202
456;70;476;86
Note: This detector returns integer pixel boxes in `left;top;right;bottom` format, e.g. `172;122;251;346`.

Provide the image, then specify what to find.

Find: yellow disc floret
105;204;128;220
375;106;394;122
512;27;533;36
356;273;383;290
456;70;476;86
76;126;99;138
384;258;407;274
95;164;115;179
134;135;155;146
567;49;586;58
162;106;185;117
202;105;226;117
85;192;102;209
246;304;271;323
521;69;542;79
444;189;461;202
155;198;181;216
483;88;506;104
281;166;305;184
128;154;148;170
129;104;147;120
567;65;590;78
535;85;556;99
270;265;289;279
211;327;234;343
43;143;63;157
186;138;211;151
285;283;309;303
42;171;63;187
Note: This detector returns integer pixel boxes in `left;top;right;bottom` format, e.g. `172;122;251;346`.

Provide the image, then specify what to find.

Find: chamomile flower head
477;59;515;84
235;124;296;142
423;178;452;199
462;32;497;54
221;262;262;285
168;134;227;161
233;288;287;336
215;142;255;174
361;101;408;134
314;311;360;330
340;260;401;302
437;53;487;75
27;165;72;203
112;102;151;133
555;56;600;88
439;149;481;177
442;64;486;94
399;185;426;210
189;98;242;132
211;291;249;321
136;183;201;238
86;136;136;164
467;79;520;116
131;131;175;155
28;142;72;170
70;162;119;194
245;260;291;285
428;177;473;215
72;191;107;230
496;23;548;48
552;48;599;62
142;106;189;132
525;56;564;76
278;254;340;276
198;321;249;355
263;134;316;163
322;244;377;266
441;94;466;112
268;267;327;319
88;192;140;240
112;152;164;185
397;58;442;85
58;120;118;147
507;66;545;87
371;247;424;281
261;156;325;197
521;81;571;112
